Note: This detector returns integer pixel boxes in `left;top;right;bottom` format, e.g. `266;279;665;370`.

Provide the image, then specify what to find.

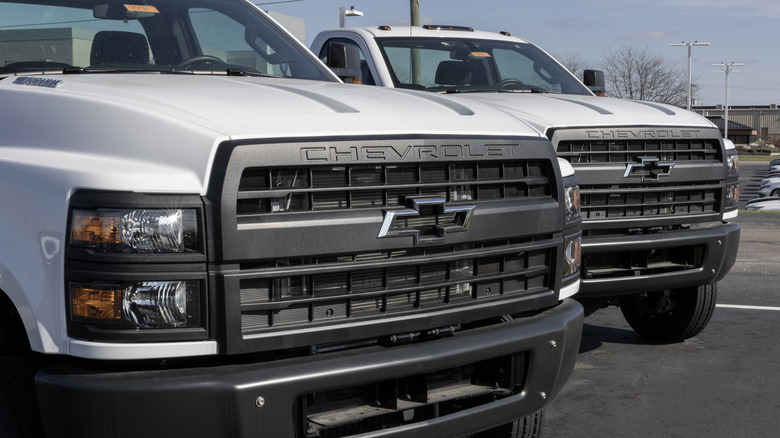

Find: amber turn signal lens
70;211;121;247
70;285;122;322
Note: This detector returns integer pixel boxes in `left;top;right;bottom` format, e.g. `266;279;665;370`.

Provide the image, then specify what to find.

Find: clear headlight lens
563;237;581;277
71;209;199;253
564;185;581;222
727;154;739;175
70;281;201;329
726;184;739;208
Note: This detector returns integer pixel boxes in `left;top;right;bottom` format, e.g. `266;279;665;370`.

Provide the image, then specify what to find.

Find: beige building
694;105;780;145
1;28;95;67
1;11;305;69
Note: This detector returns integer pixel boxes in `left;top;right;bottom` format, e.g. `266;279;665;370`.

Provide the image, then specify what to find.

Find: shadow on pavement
578;322;648;354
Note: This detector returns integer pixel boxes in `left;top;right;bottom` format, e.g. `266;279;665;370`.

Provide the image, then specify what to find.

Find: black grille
582;182;720;220
238;238;553;336
214;138;561;353
236;161;550;216
557;138;722;164
584;244;704;279
298;353;523;437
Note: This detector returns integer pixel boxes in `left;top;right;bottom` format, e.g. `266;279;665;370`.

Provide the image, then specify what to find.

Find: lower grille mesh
239;238;553;335
582;182;720;220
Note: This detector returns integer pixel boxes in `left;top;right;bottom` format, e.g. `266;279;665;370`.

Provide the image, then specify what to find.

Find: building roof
705;117;757;134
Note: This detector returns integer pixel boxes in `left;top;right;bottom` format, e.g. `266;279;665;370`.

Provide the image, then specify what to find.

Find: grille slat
236;161;550;216
581;182;720;220
238;239;554;334
557;138;722;164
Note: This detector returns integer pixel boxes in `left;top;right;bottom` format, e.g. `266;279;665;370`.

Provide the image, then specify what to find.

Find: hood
452;92;716;136
0;74;542;194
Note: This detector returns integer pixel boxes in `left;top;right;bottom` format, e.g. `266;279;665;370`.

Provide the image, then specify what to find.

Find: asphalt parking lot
544;160;780;437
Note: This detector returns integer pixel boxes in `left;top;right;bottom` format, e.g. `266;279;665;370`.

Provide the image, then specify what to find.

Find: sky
261;0;780;107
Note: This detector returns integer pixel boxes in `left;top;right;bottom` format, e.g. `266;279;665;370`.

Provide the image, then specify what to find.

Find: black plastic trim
66;191;209;342
36;299;583;438
203;135;567;354
577;221;740;297
66;191;207;264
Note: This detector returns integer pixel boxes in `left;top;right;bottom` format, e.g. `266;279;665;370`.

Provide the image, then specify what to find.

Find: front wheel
0;356;44;438
619;283;717;343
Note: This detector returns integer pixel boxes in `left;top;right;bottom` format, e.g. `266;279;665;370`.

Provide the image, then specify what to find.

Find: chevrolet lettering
585;129;701;139
301;143;520;162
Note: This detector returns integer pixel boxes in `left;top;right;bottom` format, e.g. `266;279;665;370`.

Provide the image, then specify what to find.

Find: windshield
0;0;332;80
376;37;590;95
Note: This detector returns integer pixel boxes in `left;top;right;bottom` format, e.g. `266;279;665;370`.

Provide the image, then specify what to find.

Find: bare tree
600;45;694;107
555;51;588;82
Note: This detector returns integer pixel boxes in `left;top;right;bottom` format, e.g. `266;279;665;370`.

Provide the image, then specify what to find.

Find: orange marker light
124;4;159;13
70;211;121;246
71;285;122;321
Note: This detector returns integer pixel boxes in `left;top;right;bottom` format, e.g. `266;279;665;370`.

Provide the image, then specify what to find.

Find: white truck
0;2;583;437
312;25;741;343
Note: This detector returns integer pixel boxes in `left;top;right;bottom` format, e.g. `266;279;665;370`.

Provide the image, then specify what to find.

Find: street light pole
670;41;709;111
713;62;744;140
338;6;363;28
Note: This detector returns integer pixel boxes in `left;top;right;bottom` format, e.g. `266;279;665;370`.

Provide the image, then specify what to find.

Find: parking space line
717;304;780;311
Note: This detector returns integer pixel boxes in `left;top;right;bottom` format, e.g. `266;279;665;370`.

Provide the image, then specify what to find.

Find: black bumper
578;221;740;298
36;299;583;438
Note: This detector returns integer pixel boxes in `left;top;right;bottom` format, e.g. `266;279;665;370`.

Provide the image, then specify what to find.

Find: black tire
0;356;44;438
771;188;780;197
472;410;544;438
619;283;717;343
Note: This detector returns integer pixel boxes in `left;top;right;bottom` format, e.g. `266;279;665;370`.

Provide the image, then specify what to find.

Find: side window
382;46;452;89
319;38;375;85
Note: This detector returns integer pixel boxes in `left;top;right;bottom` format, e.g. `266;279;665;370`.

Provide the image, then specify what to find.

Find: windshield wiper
225;69;283;78
497;86;553;94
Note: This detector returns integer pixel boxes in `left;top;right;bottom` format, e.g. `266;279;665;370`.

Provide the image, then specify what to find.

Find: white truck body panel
311;27;718;135
0;74;542;356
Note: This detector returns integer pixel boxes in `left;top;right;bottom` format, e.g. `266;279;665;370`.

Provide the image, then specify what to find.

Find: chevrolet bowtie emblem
623;157;675;182
378;197;476;245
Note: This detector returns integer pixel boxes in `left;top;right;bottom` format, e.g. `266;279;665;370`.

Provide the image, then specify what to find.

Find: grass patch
739;209;780;214
738;154;776;162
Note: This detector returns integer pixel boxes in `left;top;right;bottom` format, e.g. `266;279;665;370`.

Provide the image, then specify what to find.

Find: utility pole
670;41;709;111
410;0;421;85
410;0;420;26
713;62;743;140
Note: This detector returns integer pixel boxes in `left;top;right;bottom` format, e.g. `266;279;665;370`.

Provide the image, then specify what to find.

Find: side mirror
326;42;362;84
583;69;606;97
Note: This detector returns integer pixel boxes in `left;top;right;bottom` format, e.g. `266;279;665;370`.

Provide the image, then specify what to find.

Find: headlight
727;154;739;175
726;184;739;208
563;237;581;277
71;208;199;253
564;185;581;221
70;280;201;329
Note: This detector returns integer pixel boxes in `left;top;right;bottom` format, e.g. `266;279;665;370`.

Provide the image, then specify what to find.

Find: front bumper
36;299;583;438
578;221;740;298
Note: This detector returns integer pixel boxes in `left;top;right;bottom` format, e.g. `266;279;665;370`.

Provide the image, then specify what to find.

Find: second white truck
312;25;740;343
